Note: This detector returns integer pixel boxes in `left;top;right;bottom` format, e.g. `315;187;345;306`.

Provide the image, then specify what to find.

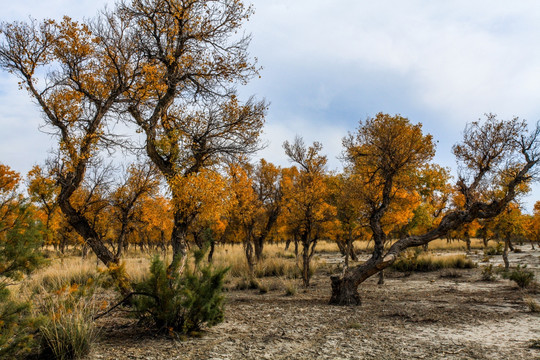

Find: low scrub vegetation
481;264;497;281
502;265;535;288
484;243;504;256
524;296;540;313
392;252;476;272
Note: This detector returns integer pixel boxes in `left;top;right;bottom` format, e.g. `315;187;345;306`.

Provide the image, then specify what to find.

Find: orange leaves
169;168;231;224
53;16;94;59
0;164;23;230
0;164;20;195
227;163;258;224
281;139;335;239
347;113;435;177
342;114;441;240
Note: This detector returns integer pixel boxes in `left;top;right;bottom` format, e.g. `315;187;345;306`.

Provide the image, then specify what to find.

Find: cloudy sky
2;1;540;211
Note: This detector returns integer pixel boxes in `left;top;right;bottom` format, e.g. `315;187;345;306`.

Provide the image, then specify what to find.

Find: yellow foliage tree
282;137;335;287
330;114;540;306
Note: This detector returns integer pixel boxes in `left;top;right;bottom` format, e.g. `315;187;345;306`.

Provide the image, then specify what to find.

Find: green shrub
0;288;37;358
502;265;535;288
484;243;503;256
0;204;46;358
481;264;496;281
133;249;228;335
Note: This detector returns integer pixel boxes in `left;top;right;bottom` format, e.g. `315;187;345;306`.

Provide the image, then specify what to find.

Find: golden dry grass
20;243;317;295
424;238;485;251
392;253;476;272
316;237;485;254
20;238;481;296
524;296;540;313
211;243;317;280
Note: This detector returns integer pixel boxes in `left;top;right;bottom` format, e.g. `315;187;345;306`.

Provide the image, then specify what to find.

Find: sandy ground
90;247;540;360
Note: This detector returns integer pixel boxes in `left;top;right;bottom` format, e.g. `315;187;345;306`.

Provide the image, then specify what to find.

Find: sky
2;1;540;211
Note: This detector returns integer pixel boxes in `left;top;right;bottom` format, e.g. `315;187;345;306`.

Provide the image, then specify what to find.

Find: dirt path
91;263;540;360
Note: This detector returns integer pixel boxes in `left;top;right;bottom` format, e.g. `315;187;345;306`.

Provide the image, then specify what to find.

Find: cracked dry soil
90;266;540;360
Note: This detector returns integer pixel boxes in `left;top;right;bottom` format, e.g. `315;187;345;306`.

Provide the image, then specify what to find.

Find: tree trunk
503;238;510;270
254;236;264;261
207;240;215;262
244;230;256;278
349;244;358;261
344;241;349;269
302;241;310;287
192;231;204;249
254;209;279;261
377;270;385;285
116;232;125;258
171;211;189;262
329;275;361;305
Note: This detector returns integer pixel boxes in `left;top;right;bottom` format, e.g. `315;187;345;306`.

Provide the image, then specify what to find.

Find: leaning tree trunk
58;192;131;295
329;256;391;305
347;232;359;262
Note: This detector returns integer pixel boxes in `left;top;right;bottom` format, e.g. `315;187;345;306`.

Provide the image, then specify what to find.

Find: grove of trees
0;0;539;311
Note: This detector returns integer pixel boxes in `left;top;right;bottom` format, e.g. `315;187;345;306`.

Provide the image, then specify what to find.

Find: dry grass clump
392;252;476;272
35;284;100;360
283;279;298;296
524;296;540;313
425;238;485;251
233;276;299;295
